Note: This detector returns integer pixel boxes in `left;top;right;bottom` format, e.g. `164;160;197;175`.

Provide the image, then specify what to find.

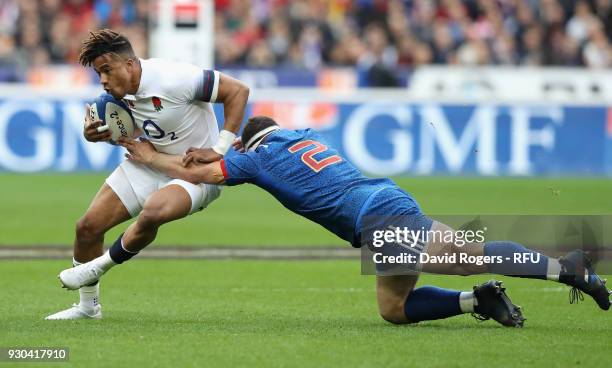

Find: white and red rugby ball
89;93;136;145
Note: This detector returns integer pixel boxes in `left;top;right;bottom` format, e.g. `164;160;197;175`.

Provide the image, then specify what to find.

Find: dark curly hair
78;29;135;66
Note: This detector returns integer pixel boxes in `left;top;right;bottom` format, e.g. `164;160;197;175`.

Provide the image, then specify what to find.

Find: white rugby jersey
123;58;220;155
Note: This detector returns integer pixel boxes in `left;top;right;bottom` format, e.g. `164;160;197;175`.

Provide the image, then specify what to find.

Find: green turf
2;175;610;366
1;174;611;246
1;260;609;368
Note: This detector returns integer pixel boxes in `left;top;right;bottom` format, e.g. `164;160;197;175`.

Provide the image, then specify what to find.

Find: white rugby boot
59;262;106;290
45;304;102;320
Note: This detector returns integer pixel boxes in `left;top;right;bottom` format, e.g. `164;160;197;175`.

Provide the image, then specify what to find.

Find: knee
137;202;169;229
378;299;410;325
137;208;163;229
75;216;103;239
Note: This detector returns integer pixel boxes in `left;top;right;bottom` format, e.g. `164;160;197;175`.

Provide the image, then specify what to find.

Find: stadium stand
1;0;611;85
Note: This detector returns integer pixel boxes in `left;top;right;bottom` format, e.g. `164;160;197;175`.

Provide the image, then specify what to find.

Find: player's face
92;54;136;99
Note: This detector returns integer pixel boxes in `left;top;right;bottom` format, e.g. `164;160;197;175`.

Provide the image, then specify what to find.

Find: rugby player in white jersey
45;29;249;320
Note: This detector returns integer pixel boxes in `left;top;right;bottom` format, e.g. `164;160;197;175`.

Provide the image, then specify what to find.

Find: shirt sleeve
161;61;220;103
193;70;220;103
220;152;260;186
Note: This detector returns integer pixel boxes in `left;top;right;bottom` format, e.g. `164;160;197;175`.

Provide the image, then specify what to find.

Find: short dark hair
242;116;279;149
78;29;135;66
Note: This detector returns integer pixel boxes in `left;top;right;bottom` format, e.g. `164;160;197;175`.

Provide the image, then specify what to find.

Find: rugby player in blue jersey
65;116;610;327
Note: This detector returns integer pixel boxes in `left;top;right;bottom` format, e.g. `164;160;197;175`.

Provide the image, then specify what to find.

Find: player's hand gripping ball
89;93;136;145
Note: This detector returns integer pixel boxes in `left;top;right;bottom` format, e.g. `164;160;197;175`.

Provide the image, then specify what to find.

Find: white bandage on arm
212;129;236;155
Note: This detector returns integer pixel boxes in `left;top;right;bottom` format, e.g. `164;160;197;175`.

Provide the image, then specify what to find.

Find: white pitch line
0;246;360;260
223;287;369;293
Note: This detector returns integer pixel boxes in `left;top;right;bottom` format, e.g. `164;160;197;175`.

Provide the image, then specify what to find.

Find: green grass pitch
0;175;610;367
1;174;611;245
1;260;610;367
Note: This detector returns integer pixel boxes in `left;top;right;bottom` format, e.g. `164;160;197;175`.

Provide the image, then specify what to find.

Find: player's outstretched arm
118;138;225;185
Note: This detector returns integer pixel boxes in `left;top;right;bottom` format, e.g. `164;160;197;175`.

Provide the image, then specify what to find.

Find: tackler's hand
119;137;157;165
83;104;112;142
182;147;223;166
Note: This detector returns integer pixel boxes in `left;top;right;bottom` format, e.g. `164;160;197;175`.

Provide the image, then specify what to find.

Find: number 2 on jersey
143;120;178;140
288;140;342;172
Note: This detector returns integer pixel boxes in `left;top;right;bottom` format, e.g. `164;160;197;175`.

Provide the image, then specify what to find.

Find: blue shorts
356;187;433;275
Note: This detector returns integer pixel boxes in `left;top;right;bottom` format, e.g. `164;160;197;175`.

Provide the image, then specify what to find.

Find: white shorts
105;160;222;217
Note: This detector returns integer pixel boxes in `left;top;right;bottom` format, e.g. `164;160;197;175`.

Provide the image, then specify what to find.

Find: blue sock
484;241;548;280
404;286;462;322
108;234;138;264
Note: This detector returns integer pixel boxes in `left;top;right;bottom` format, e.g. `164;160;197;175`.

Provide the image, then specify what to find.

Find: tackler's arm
118;138;225;185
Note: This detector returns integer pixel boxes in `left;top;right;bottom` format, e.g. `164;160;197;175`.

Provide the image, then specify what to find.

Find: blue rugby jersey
221;129;418;246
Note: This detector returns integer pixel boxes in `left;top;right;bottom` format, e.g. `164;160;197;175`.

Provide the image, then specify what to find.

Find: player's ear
125;58;135;71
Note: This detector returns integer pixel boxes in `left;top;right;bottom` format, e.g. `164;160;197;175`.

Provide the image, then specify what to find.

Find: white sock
90;251;118;272
459;291;477;313
79;283;100;309
546;258;562;281
73;258;100;310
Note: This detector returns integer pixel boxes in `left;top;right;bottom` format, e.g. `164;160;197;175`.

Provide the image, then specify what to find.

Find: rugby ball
89;93;136;145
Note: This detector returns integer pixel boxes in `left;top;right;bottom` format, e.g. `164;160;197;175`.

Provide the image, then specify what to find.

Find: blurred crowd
1;0;611;83
0;0;149;81
216;0;612;70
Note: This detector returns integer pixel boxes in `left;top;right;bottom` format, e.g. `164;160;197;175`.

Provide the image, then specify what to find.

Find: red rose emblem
152;96;163;111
